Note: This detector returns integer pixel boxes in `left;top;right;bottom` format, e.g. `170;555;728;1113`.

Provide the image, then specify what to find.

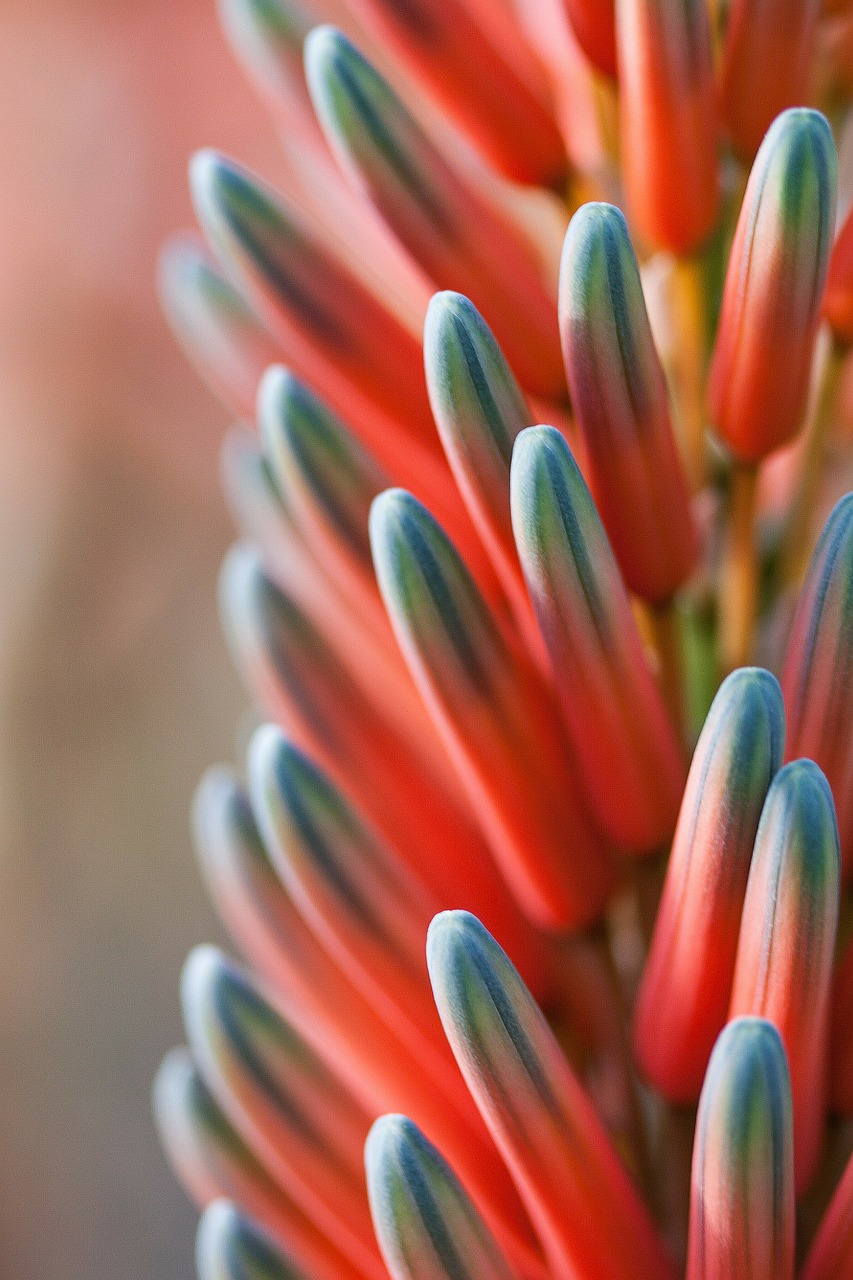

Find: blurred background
0;3;283;1276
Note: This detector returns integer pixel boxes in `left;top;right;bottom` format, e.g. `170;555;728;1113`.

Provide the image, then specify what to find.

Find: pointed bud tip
303;23;351;84
426;909;487;981
246;720;292;800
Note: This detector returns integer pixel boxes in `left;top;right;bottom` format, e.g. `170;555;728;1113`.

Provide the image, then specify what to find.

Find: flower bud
708;109;837;463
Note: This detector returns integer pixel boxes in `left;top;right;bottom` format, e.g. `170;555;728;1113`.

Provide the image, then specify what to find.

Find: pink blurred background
0;3;282;1275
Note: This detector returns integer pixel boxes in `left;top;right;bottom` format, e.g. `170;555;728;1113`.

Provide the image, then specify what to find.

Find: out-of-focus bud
511;425;686;852
559;202;697;603
427;911;678;1280
686;1019;795;1280
634;669;785;1101
829;933;853;1114
305;29;565;398
153;1051;361;1280
159;236;283;421
559;0;616;78
729;760;840;1192
181;947;383;1278
782;494;853;880
708;109;837;463
719;0;822;162
196;1200;313;1280
615;0;719;254
801;1145;853;1280
822;205;853;347
343;0;568;187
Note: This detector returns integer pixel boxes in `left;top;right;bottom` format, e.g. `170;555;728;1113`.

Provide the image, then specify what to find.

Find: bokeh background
0;3;283;1275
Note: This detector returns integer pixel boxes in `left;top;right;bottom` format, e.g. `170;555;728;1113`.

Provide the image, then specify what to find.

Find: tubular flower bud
686;1018;795;1280
616;0;719;254
423;292;539;649
342;0;567;187
729;760;841;1192
782;494;853;880
305;29;564;398
371;488;615;929
153;1051;361;1280
511;425;686;852
196;1200;314;1280
159;236;283;420
427;911;678;1280
719;0;822;163
559;202;698;603
708;109;837;463
181;947;383;1278
634;669;785;1101
365;1115;520;1280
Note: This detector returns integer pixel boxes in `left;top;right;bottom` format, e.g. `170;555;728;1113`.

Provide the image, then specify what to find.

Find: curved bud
305;29;564;398
191;768;406;1115
153;1050;360;1280
634;669;785;1100
247;730;457;1090
370;488;615;929
559;202;697;602
189;148;469;540
801;1145;853;1280
719;0;822;162
342;0;567;187
258;365;392;643
782;494;853;880
159;236;282;419
427;911;677;1280
217;0;318;132
709;109;837;463
197;1201;312;1280
616;0;718;254
423;292;538;645
365;1115;519;1280
197;1200;312;1280
559;0;616;78
219;545;519;923
192;774;537;1265
823;206;853;345
729;760;840;1191
510;425;686;851
686;1018;795;1280
181;947;382;1276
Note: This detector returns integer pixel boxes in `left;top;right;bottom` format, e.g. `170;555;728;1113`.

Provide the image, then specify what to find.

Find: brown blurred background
0;4;282;1275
